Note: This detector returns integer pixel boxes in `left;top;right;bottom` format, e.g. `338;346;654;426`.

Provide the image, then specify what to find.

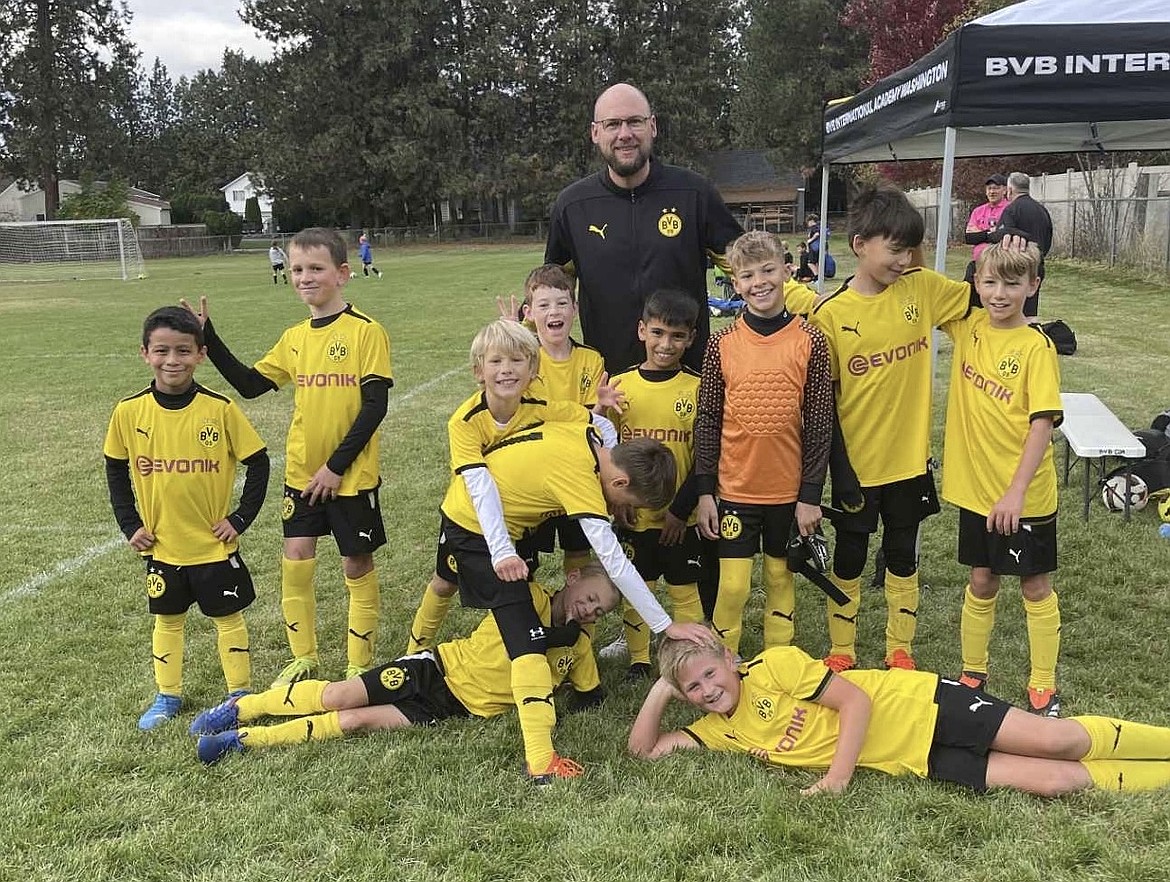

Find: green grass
3;246;1170;881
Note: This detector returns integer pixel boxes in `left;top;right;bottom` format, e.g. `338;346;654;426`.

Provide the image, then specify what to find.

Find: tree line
2;0;1035;229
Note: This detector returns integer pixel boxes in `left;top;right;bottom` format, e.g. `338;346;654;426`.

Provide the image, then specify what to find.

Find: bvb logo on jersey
446;554;458;574
753;696;775;721
996;351;1022;381
580;373;593;395
674;396;695;418
657;207;683;238
327;336;349;363
281;495;296;521
198;421;221;449
902;299;921;324
621;541;636;562
380;666;407;690
146;572;167;599
720;513;743;540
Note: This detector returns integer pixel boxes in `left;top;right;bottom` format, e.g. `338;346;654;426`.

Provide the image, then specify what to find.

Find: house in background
220;172;274;231
702;149;805;233
0;179;171;225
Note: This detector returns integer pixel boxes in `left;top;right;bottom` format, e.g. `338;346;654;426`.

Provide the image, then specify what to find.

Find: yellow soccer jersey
441;422;609;539
103;385;266;565
538;340;605;406
253;305;392;495
611;366;699;530
438;582;601;717
783;279;818;318
811;268;969;485
684;646;939;777
447;377;593;475
941;311;1062;517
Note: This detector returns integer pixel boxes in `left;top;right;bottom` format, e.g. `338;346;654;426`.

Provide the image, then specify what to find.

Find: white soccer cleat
598;634;628;661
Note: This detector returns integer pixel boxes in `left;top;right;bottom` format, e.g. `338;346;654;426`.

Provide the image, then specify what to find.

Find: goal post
0;218;146;282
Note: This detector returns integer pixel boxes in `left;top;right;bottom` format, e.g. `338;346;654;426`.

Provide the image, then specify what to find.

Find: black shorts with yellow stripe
359;651;471;726
434;514;531;610
144;553;255;617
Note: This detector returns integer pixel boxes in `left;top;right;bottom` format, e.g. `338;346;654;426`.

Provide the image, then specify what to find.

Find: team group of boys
104;188;1170;797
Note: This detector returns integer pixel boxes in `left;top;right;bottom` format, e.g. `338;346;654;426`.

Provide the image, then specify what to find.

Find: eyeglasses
593;115;651;134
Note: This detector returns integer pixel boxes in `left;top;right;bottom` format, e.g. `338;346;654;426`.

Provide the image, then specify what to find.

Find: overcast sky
126;0;274;78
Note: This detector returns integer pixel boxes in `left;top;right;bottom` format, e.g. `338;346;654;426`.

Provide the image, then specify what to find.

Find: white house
220;172;274;230
0;179;171;225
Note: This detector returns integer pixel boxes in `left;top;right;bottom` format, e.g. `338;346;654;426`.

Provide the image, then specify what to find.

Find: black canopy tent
815;0;1170;276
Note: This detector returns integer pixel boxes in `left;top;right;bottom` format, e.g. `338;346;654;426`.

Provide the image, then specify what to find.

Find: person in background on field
269;240;288;285
991;172;1053;318
358;233;383;279
104;306;269;730
962;174;1009;298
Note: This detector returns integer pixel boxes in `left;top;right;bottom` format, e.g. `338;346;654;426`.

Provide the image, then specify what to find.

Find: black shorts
717;501;794;559
144;553;255;617
435;515;530;610
359;651;471;725
957;508;1057;576
925;677;1013;792
280;484;387;556
271;262;285;271
831;470;940;534
527;515;590;556
616;525;703;584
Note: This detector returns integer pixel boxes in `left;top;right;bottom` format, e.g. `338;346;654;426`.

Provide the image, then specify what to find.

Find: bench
1058;392;1147;520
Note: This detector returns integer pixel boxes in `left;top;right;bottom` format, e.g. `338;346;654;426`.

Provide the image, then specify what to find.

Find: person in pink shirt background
963;174;1009;295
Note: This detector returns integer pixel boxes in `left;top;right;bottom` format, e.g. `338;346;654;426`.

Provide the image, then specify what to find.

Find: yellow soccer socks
960;586;998;676
511;653;557;774
711;557;753;654
884;570;919;661
212;611;251;694
826;573;861;662
281;557;318;661
1024;592;1061;692
240;712;343;750
406;582;455;653
622;601;652;666
762;555;795;649
238;679;329;722
152;612;186;696
345;570;380;671
1074;715;1170;761
666;582;703;624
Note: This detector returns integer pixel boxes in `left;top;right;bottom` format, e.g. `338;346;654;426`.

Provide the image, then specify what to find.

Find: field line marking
1;366;463;603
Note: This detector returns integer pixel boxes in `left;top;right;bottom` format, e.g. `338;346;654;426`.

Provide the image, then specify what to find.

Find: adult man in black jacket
993;172;1053;317
545;83;742;374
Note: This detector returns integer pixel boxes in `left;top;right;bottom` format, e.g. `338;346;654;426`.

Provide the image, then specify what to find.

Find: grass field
3;244;1170;881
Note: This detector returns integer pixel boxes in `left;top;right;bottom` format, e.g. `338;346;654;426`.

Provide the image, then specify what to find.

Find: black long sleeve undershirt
201;318;279;399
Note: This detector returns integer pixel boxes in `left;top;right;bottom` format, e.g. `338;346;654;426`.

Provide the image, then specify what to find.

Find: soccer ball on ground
349;271;357;279
1101;472;1149;512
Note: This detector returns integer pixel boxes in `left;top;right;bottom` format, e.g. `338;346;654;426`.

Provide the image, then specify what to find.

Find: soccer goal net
0;218;146;282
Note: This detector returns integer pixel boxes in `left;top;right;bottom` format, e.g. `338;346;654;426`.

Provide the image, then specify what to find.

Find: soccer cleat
1027;687;1061;718
138;693;182;731
625;662;653;682
527;753;584;785
376;270;384;279
958;671;988;691
344;664;370;680
270;656;317;689
597;634;628;661
885;649;917;670
198;730;246;765
823;654;856;673
188;695;242;736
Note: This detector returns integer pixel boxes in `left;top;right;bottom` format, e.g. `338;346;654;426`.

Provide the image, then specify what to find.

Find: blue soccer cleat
198;730;245;765
188;695;242;736
138;693;182;731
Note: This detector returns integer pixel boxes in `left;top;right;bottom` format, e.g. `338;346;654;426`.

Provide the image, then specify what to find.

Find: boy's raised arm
179;296;278;399
628;677;701;759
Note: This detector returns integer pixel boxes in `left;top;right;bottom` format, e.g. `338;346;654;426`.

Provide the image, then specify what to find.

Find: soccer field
3;245;1170;881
